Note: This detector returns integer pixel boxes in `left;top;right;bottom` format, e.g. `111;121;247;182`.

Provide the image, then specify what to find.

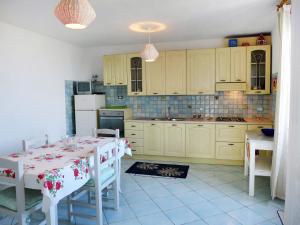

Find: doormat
125;162;189;179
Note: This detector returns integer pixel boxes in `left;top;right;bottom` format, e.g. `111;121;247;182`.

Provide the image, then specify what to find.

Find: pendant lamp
141;32;159;62
55;0;96;29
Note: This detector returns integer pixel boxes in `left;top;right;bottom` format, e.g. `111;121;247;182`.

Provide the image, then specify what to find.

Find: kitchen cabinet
103;54;127;86
165;50;187;95
246;45;271;94
216;142;244;160
186;124;215;158
187;49;215;95
231;47;247;82
164;123;186;157
103;55;114;85
113;54;127;85
127;53;146;96
125;121;144;155
216;124;247;142
144;123;164;156
146;52;166;95
216;48;231;82
247;124;273;131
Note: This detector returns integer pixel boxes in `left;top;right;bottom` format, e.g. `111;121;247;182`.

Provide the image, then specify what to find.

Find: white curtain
271;5;292;199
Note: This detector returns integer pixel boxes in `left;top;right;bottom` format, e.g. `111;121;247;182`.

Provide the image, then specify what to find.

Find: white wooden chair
22;134;49;152
68;135;120;225
0;158;46;225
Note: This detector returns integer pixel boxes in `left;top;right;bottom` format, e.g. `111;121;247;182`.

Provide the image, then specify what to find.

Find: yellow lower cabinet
164;123;186;157
247;124;273;131
216;124;247;142
125;130;143;139
144;123;164;156
128;138;143;155
216;142;244;160
186;124;215;158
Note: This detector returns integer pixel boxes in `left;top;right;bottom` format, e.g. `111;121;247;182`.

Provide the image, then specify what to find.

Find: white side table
244;130;274;196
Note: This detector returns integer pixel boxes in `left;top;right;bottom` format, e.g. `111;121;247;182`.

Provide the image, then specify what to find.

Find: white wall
0;22;90;154
285;0;300;224
82;38;224;80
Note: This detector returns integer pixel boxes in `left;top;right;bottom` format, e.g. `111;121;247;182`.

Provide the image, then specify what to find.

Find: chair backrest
0;158;25;212
22;134;48;151
93;128;120;138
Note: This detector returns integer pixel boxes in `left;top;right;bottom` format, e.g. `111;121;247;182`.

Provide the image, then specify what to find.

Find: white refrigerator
75;95;105;136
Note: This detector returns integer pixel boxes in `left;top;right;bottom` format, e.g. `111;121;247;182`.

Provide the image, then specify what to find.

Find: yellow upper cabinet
146;52;166;95
187;49;215;95
127;53;146;96
103;54;127;86
165;50;187;95
113;54;127;85
216;48;231;82
231;47;247;82
103;55;114;85
246;45;271;94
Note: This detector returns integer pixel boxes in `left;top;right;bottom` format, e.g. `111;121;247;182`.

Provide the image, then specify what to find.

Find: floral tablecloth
0;136;131;212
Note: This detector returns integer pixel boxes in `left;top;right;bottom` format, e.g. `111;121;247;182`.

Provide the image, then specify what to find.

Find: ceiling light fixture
55;0;96;30
141;31;159;62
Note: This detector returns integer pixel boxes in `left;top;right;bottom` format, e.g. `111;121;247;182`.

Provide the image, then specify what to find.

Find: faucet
167;106;171;119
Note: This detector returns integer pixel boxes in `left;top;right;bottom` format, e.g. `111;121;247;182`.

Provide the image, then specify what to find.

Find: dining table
0;136;132;225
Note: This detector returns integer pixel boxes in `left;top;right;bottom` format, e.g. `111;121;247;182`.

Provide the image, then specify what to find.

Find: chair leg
67;195;74;223
17;212;27;225
249;173;255;197
95;191;103;225
113;180;120;210
118;159;122;193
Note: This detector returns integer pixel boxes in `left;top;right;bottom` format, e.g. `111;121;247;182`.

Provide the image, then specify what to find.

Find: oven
99;110;125;137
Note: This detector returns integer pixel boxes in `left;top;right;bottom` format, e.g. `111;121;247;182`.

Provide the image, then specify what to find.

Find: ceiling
0;0;277;47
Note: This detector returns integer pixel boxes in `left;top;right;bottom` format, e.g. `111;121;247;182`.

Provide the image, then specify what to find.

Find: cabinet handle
220;80;226;82
229;125;235;127
198;92;203;94
173;92;178;94
153;93;158;95
236;79;241;82
132;149;137;152
255;91;262;93
131;133;136;136
151;124;156;126
134;93;138;95
197;125;203;127
257;126;264;128
172;124;177;127
131;141;136;144
131;125;136;128
118;82;123;85
228;143;235;146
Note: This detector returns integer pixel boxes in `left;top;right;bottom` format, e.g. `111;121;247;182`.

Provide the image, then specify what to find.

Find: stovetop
216;117;246;122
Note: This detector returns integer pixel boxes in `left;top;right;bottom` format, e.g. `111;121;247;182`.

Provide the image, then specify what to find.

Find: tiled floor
0;159;284;225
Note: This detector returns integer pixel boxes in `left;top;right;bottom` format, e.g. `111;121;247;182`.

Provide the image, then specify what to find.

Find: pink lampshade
55;0;96;29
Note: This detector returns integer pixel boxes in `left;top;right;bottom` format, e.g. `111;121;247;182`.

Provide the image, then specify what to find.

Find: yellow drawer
127;138;144;147
125;122;144;131
216;124;247;142
247;124;273;131
216;142;244;160
125;130;143;139
131;146;143;155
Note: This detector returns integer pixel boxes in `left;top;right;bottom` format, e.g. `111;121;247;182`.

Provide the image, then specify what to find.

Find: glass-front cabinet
127;53;146;96
246;45;271;94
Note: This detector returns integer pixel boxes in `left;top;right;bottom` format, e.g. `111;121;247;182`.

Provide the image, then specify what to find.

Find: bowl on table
261;128;274;137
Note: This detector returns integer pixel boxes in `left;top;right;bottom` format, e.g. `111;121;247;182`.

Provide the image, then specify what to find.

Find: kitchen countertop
125;117;273;125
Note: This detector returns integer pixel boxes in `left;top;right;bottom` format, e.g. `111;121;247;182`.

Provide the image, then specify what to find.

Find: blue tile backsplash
65;81;274;134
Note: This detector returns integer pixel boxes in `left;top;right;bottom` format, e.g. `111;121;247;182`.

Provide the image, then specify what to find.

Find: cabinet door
216;124;247;142
216;142;244;160
146;52;166;95
144;123;164;156
247;124;272;131
246;45;271;94
165;51;187;95
164;123;186;157
231;47;246;82
113;54;127;85
186;124;215;158
216;48;231;82
187;49;215;95
103;55;114;85
127;53;146;96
